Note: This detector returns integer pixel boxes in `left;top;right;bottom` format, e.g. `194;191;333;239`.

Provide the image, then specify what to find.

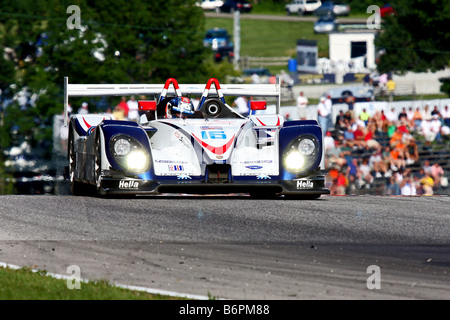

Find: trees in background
0;0;212;153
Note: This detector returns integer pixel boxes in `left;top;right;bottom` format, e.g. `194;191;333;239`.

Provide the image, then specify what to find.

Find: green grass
0;266;185;300
205;17;329;59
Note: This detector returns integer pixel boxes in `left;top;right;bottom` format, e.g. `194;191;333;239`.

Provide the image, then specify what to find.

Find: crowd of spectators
325;104;449;196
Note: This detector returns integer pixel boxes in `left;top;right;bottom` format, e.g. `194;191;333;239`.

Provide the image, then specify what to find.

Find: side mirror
138;100;157;111
250;101;267;111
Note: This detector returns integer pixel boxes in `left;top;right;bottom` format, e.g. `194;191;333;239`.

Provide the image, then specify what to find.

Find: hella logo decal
119;180;139;189
297;180;313;189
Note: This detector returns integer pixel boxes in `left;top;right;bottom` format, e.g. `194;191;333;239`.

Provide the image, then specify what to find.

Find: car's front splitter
97;172;329;196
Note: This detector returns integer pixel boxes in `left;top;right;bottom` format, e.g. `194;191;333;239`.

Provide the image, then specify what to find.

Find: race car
64;77;329;198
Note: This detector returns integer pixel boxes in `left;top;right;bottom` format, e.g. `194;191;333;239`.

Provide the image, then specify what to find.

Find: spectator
359;158;373;183
400;174;416;196
423;160;432;176
369;147;388;177
324;131;335;152
251;73;261;84
345;93;356;114
296;91;308;120
78;102;89;114
386;77;396;101
420;118;436;141
430;105;441;118
335;110;346;132
385;176;400;195
117;96;129;118
317;97;330;134
442;105;450;127
398;108;407;122
127;96;139;122
406;107;414;127
385;107;397;123
405;138;419;165
232;96;249;116
412;107;423;128
325;95;333;130
420;172;434;195
430;162;444;189
379;73;388;91
359;108;370;126
430;115;442;141
421;105;432;121
346;174;359;195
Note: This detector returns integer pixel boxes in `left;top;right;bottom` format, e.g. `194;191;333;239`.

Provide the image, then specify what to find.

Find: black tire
94;133;103;195
68;129;83;195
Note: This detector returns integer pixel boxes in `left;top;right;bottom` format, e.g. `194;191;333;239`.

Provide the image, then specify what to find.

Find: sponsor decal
257;174;271;180
296;180;314;189
243;160;273;164
119;180;139;189
201;126;223;131
169;165;184;171
155;160;188;164
177;174;192;180
246;165;263;170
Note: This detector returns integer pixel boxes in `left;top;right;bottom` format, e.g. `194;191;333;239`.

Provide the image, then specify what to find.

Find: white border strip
0;261;212;300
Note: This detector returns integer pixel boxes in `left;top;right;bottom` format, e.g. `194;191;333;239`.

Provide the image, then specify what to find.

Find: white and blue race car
65;77;329;198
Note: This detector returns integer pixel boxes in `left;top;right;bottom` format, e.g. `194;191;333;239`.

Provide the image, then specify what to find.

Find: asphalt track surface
0;194;449;300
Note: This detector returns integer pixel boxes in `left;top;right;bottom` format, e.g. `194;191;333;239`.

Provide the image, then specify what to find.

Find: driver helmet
166;97;195;118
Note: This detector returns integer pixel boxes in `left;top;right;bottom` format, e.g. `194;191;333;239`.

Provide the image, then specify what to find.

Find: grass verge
0;266;185;300
205;17;329;59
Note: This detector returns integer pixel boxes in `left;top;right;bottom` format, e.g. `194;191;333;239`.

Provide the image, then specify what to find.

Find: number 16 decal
201;130;226;140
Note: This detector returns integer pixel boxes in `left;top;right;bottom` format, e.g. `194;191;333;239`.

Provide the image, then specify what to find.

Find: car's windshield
205;30;229;40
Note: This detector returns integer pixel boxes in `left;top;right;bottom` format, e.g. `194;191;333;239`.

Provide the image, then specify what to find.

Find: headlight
284;151;305;172
282;135;320;174
126;150;149;172
114;138;131;156
110;134;150;174
298;138;315;155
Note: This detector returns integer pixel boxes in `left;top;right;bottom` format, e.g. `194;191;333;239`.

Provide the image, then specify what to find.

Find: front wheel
68;131;83;195
94;133;103;195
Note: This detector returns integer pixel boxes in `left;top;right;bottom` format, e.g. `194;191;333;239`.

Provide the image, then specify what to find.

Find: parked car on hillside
218;0;252;13
314;14;338;33
285;0;322;16
380;4;397;17
315;1;350;16
322;85;374;104
203;28;234;63
197;0;224;11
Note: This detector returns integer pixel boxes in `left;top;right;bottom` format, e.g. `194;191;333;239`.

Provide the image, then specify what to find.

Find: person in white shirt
77;102;89;114
127;96;139;122
385;107;397;123
317;97;329;134
421;105;432;121
232;96;249;116
296;91;308;120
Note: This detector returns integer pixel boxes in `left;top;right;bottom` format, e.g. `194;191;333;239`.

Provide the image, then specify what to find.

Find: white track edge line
0;261;213;300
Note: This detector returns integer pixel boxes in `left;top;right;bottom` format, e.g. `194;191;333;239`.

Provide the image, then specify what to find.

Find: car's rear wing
64;76;281;126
